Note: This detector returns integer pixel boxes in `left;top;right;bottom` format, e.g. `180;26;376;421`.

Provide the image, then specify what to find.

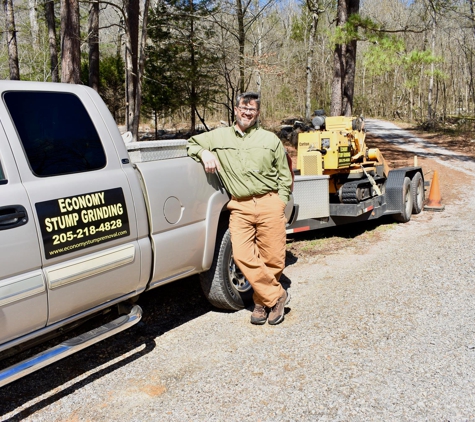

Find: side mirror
121;131;133;144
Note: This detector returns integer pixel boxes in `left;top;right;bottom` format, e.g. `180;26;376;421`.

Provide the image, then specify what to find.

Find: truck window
3;91;106;177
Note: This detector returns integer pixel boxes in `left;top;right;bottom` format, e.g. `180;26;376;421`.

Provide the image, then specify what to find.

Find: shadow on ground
0;276;213;421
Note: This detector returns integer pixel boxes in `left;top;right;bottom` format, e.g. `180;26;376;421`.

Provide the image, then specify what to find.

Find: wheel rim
415;179;424;208
228;254;252;293
404;186;412;216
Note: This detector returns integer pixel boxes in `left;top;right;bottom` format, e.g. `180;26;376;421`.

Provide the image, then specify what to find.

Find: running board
0;304;142;388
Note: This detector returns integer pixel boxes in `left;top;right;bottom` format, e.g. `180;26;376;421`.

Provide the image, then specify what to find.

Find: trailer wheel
199;228;253;311
411;172;424;214
393;177;413;223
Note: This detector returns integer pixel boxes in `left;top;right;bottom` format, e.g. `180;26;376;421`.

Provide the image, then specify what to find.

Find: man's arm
274;140;293;203
187;133;221;173
187;134;207;161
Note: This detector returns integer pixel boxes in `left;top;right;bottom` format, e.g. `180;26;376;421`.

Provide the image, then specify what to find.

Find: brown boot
268;290;290;325
250;304;268;325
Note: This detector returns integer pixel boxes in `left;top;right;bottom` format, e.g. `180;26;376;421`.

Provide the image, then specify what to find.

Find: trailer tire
411;172;424;214
393;177;413;223
199;228;253;311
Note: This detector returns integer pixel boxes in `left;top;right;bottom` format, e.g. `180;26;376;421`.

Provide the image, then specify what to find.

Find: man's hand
201;150;221;173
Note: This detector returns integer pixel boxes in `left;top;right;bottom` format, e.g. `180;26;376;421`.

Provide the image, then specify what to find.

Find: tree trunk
331;0;359;116
256;14;262;95
442;79;447;121
131;0;150;141
88;0;100;92
125;0;139;138
188;0;197;134
305;1;322;120
342;34;357;116
60;0;81;84
330;0;347;116
4;0;20;80
427;1;437;121
154;110;158;140
331;44;344;116
236;0;246;94
342;0;359;116
29;0;39;45
44;0;59;82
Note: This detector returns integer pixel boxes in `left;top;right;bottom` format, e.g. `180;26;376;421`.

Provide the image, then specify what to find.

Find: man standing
187;92;293;325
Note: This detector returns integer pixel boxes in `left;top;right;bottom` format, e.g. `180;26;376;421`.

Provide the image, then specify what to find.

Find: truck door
0;86;142;325
0;124;47;345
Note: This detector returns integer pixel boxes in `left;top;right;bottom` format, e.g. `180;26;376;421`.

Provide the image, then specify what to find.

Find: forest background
2;0;475;141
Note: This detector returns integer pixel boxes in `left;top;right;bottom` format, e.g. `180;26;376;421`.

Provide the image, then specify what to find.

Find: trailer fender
385;167;423;213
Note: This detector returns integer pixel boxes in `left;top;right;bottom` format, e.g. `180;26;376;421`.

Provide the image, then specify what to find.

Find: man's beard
236;115;257;131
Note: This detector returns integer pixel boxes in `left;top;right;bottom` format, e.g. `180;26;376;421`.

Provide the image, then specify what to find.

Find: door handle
0;205;28;230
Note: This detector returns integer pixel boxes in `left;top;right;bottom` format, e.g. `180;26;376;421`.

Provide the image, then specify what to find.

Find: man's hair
236;92;260;110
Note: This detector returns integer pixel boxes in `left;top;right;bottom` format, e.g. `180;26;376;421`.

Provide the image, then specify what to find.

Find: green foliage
403;49;439;67
277;85;292;104
333;12;416;50
143;0;221;128
402;49;440;88
362;32;444;92
333;14;383;45
290;12;309;42
142;13;178;120
99;55;125;121
363;36;405;76
80;54;89;84
432;68;447;80
81;54;125;120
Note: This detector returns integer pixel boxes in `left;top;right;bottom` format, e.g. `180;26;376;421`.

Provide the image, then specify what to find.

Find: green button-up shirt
187;124;292;203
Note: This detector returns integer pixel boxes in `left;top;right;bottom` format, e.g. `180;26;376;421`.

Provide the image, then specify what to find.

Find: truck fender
201;187;230;271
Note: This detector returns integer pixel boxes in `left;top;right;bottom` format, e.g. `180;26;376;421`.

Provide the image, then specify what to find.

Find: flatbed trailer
287;166;424;234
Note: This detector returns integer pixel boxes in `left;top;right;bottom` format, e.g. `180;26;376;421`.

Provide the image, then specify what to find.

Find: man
187;92;293;325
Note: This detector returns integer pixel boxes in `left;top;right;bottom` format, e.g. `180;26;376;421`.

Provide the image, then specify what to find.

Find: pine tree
144;0;221;134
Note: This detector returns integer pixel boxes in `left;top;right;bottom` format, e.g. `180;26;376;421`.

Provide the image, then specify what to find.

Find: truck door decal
35;188;130;259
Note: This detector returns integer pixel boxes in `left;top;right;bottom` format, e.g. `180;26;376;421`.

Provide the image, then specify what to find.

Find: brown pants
227;191;286;308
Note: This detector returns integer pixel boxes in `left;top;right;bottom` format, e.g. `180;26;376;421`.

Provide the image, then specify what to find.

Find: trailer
285;115;424;234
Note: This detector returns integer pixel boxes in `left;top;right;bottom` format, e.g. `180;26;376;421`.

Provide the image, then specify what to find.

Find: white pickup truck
1;81;285;387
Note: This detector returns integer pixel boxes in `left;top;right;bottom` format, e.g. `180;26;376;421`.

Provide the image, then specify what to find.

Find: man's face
235;100;260;131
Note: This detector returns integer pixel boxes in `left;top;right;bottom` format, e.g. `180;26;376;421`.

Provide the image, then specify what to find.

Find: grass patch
286;217;398;260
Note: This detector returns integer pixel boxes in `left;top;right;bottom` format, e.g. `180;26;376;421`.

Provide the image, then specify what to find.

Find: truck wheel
200;228;253;311
411;172;424;214
393;176;413;223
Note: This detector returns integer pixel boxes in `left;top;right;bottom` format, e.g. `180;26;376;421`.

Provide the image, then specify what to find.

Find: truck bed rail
126;139;188;163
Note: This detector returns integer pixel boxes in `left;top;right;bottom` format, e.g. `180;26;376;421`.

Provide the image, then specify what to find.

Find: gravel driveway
2;121;475;421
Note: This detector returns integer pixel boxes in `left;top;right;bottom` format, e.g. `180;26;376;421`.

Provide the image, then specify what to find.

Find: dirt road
2;120;475;421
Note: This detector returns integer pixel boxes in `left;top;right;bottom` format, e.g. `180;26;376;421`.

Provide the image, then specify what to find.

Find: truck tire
199;228;253;311
393;176;413;223
411;172;424;214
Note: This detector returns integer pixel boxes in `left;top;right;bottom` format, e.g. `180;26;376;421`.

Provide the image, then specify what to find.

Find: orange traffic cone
424;170;445;211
